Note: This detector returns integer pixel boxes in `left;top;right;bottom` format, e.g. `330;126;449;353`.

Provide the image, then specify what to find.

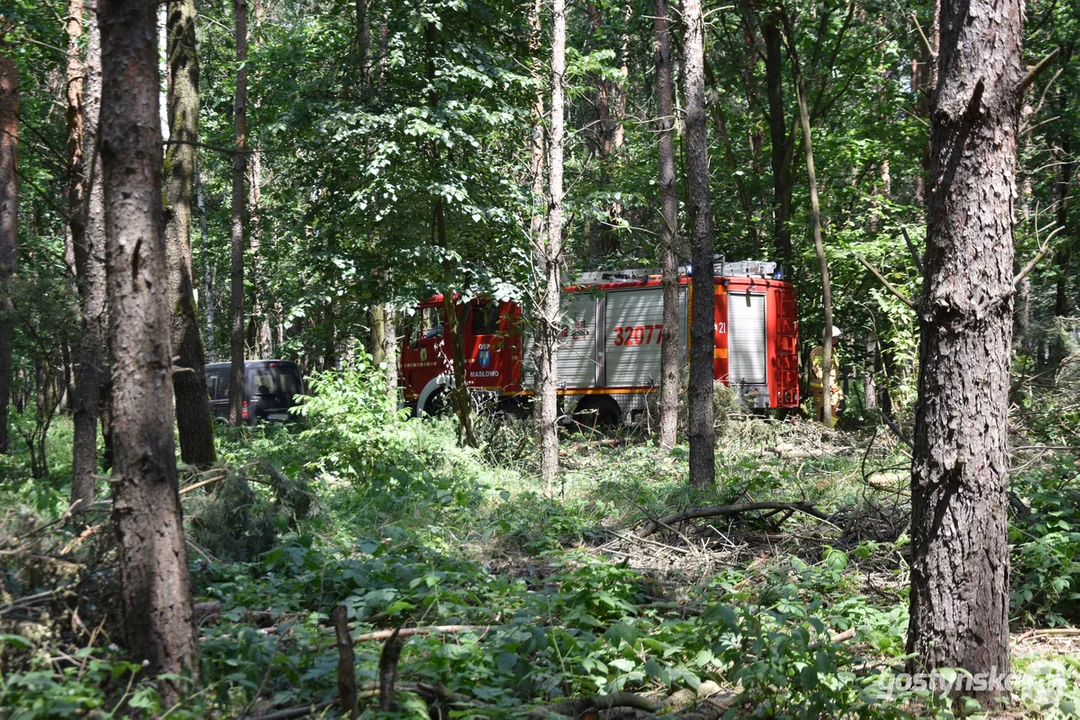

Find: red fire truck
399;260;799;423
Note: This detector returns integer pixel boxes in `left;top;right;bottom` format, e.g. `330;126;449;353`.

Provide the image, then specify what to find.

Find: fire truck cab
399;260;799;423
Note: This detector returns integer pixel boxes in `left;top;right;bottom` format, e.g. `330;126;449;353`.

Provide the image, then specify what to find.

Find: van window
471;301;500;335
207;371;229;400
247;364;302;396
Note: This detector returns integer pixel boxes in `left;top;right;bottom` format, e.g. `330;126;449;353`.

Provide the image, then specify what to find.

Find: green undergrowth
2;364;1080;718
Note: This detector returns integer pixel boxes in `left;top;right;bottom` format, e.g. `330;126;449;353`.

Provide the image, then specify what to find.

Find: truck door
400;303;448;401
727;288;769;406
465;299;506;389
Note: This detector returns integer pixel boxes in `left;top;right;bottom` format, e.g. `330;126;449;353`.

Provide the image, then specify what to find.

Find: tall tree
762;12;793;264
68;0;107;506
229;0;248;425
906;0;1021;704
785;13;834;428
536;0;565;492
98;0;199;701
683;0;715;488
165;0;217;466
0;35;17;456
654;0;679;451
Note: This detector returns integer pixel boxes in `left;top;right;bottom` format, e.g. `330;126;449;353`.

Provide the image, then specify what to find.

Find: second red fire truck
399;259;799;424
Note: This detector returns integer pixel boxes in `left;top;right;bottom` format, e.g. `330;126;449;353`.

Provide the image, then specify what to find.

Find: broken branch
352;625;492;644
1017;47;1061;96
639;502;832;538
854;254;915;310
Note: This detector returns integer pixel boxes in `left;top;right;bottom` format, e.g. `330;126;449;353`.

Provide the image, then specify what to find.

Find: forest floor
1;406;1079;719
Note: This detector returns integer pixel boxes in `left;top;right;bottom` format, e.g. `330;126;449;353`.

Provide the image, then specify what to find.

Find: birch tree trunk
229;0;248;425
165;0;216;466
785;16;834;428
905;0;1021;703
683;0;715;489
98;0;199;700
654;0;679;451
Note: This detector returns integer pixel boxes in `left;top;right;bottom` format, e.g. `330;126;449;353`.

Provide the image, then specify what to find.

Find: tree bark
98;0;199;700
683;0;715;489
785;16;834;428
229;0;248;425
165;0;216;466
763;13;792;264
248;0;272;357
536;0;565;493
905;0;1020;703
197;164;215;361
654;0;679;451
0;38;18;455
67;0;103;505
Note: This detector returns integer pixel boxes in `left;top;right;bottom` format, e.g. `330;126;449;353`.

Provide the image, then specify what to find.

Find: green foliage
294;357;414;483
1010;460;1080;627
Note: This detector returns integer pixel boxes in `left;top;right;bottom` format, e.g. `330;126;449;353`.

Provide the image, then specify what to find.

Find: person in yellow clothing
809;326;843;426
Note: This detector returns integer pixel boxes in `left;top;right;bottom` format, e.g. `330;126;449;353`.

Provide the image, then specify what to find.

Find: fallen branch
528;691;663;718
353;625;492;644
639;502;832;538
244;701;334;720
1015;628;1080;643
178;474;228;495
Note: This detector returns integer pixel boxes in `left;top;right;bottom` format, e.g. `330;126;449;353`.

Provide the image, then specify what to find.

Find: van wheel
572;395;620;431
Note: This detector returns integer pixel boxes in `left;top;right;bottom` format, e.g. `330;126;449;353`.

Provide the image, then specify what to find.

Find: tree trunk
197;163;215;361
786;18;834;428
683;0;714;489
654;0;679;451
0;39;18;455
165;0;216;466
763;13;792;264
229;0;248;425
536;0;565;493
67;0;102;506
98;0;199;701
248;0;272;358
905;0;1020;703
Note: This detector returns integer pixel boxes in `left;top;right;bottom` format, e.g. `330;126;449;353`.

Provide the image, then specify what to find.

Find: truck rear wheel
571;395;620;431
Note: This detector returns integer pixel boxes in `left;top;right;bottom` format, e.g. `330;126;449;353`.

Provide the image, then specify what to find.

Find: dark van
205;360;305;424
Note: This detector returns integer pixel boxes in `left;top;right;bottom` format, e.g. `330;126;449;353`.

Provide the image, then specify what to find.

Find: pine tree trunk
654;0;679;451
0;41;18;456
536;0;565;493
98;0;199;700
905;0;1020;703
165;0;216;466
763;14;792;264
229;0;248;425
67;0;103;506
683;0;714;489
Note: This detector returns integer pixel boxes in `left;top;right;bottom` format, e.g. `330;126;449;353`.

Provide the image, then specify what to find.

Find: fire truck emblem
478;349;491;369
420;347;428;362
